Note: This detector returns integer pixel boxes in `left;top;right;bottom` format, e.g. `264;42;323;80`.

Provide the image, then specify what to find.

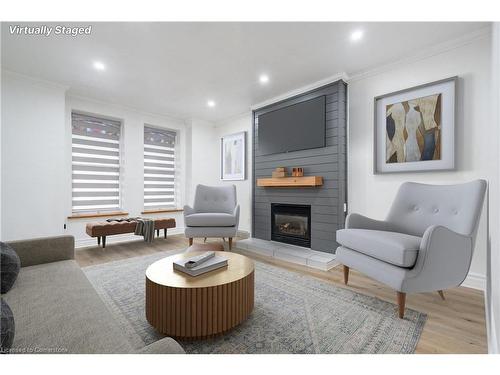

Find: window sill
141;209;184;215
67;211;129;220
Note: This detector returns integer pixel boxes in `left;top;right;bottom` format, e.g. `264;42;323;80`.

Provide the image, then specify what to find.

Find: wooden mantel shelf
257;176;323;187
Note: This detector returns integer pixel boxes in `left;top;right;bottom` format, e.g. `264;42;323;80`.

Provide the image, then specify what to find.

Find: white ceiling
1;22;488;122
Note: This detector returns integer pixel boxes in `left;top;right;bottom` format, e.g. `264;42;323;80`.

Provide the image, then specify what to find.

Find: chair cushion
185;213;236;227
336;229;421;267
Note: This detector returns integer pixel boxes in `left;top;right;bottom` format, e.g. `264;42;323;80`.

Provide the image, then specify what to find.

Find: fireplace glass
271;204;311;247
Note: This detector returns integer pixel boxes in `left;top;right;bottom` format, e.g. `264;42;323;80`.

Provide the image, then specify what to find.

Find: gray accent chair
184;184;240;250
336;180;487;318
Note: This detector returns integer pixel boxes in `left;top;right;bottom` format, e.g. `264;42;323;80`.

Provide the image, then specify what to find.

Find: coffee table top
145;251;254;289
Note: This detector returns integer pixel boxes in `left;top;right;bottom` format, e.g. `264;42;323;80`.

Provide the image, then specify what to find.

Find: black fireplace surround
271;203;311;248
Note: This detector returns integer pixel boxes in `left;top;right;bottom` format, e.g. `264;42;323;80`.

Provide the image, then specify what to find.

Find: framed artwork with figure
221;131;246;180
374;76;457;174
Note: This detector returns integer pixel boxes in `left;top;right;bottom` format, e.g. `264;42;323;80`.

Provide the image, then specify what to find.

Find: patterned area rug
83;250;426;354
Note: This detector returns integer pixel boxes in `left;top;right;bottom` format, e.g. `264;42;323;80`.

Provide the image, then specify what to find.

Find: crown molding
2;69;69;91
215;111;252;127
247;25;491;113
66;93;186;124
347;25;492;83
250;72;349;110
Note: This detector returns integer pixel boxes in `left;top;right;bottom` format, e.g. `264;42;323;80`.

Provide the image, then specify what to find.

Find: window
144;125;177;211
71;113;121;213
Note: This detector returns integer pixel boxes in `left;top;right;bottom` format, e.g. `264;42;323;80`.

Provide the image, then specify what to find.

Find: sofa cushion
2;260;134;354
336;229;421;267
185;213;236;227
1;298;15;352
1;242;20;293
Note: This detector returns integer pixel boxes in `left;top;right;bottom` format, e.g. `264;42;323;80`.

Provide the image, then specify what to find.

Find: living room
1;1;500;372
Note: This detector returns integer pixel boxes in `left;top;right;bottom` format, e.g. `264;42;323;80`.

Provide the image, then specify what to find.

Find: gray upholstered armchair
336;180;487;318
184;184;240;250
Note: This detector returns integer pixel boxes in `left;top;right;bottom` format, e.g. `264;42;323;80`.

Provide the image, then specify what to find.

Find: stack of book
173;252;228;276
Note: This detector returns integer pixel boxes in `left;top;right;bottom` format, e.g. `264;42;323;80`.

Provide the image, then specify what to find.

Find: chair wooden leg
222;237;226;242
102;236;106;249
188;238;193;246
204;237;207;243
228;237;233;251
438;290;445;300
397;292;406;319
343;265;349;285
156;229;160;237
164;229;167;239
97;236;101;246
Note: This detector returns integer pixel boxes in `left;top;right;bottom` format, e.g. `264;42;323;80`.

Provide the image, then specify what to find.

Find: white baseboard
462;271;486;291
75;227;185;249
487;308;499;354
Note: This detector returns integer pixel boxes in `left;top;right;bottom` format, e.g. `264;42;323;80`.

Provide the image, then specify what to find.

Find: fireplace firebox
271;203;311;248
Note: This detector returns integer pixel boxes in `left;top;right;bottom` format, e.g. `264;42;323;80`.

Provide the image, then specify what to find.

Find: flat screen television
257;96;326;156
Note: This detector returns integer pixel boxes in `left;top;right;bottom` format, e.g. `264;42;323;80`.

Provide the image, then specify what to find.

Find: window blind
144;125;177;210
71;113;121;212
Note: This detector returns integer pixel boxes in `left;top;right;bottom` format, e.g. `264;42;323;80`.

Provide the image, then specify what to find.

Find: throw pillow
1;242;20;294
0;298;15;353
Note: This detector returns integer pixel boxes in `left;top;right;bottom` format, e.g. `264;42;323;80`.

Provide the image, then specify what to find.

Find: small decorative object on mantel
374;76;456;173
272;167;287;178
291;167;304;177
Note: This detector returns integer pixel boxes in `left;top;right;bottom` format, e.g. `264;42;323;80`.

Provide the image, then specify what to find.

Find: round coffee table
145;251;255;339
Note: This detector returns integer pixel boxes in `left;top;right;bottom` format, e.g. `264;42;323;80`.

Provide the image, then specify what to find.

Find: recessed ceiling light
350;29;364;42
207;100;216;108
93;61;106;71
259;74;270;84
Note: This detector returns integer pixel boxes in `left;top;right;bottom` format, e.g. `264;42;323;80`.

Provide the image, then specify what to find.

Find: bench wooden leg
97;236;101;246
102;236;106;249
156;229;160;237
164;229;167;239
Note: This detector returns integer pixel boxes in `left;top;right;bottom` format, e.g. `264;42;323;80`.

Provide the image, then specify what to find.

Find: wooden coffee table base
146;267;254;339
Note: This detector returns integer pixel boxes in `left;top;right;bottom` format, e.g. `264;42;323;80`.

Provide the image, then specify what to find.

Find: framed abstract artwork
221;131;246;180
374;76;457;173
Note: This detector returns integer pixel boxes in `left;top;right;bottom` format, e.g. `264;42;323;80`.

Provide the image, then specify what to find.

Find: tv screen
257;96;326;156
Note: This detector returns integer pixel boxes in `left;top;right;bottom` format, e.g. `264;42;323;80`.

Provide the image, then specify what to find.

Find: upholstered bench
86;218;176;248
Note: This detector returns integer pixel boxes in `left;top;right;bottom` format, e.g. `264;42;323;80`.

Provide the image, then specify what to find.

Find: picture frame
220;131;246;181
373;76;457;174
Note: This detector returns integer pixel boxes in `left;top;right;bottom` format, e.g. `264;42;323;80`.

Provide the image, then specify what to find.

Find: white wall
184;115;252;235
1;72;188;246
214;113;253;233
187;119;218;203
348;34;492;287
1;72;67;240
487;22;500;354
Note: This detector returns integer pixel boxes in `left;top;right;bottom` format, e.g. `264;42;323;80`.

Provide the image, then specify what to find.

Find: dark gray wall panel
252;80;348;253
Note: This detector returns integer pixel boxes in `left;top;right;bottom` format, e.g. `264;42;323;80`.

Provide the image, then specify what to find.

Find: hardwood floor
75;235;487;354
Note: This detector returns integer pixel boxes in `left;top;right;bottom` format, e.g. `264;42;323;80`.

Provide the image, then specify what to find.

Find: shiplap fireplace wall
252;80;347;254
